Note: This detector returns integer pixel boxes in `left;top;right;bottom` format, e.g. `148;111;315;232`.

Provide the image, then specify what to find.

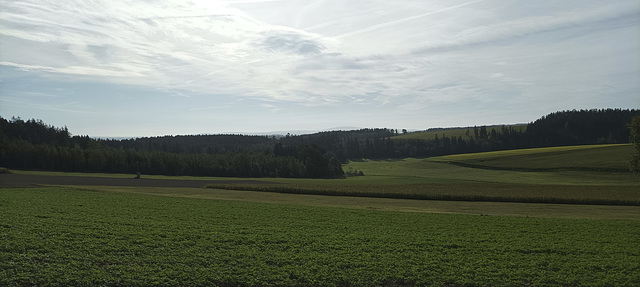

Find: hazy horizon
1;0;639;137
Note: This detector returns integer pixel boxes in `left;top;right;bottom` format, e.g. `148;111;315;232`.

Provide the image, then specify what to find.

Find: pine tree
630;115;640;173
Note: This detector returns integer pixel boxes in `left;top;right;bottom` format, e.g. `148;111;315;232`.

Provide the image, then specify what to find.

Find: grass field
432;144;633;171
1;187;639;286
9;144;640;207
348;144;637;184
2;144;640;286
84;185;640;220
204;144;640;206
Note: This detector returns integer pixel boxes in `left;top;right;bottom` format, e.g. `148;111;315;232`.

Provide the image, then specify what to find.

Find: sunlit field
204;144;639;206
1;187;638;286
3;144;639;286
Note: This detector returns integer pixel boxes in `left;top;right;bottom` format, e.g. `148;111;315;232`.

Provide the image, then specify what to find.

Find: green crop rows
214;144;635;206
431;144;633;171
206;181;640;206
2;187;639;286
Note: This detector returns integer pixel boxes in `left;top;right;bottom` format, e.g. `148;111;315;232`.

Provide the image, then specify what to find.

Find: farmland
2;187;639;286
2;143;640;286
206;144;640;206
431;144;632;171
348;144;635;184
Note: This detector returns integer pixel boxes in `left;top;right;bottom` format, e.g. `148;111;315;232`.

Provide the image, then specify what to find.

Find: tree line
1;109;637;177
279;109;638;160
0;117;343;178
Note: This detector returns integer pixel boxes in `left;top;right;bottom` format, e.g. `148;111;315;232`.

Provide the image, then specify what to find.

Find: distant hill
392;124;527;141
525;109;637;146
1;108;638;177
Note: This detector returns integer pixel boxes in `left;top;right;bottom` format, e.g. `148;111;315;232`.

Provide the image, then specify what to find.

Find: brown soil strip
0;173;272;188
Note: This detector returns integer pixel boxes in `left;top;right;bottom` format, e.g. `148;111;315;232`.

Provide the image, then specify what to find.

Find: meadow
207;144;640;206
1;187;639;286
431;144;632;171
2;143;640;286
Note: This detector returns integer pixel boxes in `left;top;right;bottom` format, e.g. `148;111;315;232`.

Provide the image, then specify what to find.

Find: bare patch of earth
0;173;274;188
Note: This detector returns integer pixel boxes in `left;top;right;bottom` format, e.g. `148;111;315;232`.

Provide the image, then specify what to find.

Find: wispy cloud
1;0;638;136
0;96;96;115
411;2;640;54
334;0;485;40
254;30;326;55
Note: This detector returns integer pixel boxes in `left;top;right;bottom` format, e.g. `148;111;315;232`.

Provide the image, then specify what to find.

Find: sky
1;0;639;137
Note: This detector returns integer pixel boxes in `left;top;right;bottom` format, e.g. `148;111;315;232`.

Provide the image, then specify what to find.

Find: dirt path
0;173;272;188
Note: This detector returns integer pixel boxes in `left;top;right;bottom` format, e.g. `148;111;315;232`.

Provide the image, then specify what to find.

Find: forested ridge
1;109;637;177
0;118;342;178
277;109;638;161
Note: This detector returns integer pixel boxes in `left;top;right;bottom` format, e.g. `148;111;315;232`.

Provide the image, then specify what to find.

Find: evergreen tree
630;115;640;173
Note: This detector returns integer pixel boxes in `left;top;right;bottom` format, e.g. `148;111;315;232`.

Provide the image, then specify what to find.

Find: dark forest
1;109;637;178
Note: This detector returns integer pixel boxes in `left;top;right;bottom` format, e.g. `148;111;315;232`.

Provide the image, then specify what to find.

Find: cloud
333;0;485;40
0;0;348;103
254;30;325;55
410;1;640;54
0;95;95;115
1;0;638;129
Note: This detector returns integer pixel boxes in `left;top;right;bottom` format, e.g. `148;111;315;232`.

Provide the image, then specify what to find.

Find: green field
204;144;640;206
69;185;640;220
9;144;640;207
432;144;633;171
348;144;636;184
3;144;640;286
2;187;639;286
